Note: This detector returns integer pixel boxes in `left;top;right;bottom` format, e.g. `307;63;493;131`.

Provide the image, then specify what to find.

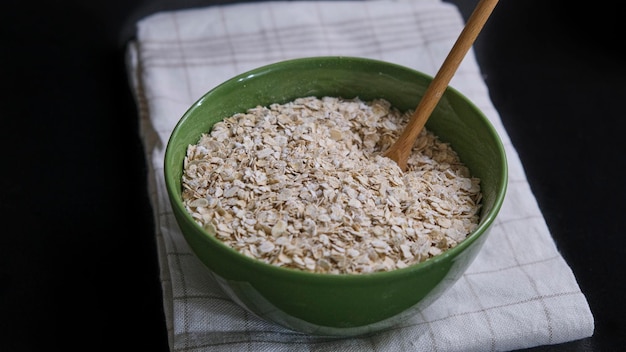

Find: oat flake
181;96;482;274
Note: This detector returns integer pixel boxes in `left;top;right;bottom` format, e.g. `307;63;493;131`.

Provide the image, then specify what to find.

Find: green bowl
164;56;508;336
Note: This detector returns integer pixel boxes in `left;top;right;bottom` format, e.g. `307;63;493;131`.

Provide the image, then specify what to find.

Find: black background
1;0;624;351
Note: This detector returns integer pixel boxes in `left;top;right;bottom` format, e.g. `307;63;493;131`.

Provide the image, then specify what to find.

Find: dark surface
1;0;623;351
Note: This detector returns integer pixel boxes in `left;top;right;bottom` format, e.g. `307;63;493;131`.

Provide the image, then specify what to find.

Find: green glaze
164;56;508;336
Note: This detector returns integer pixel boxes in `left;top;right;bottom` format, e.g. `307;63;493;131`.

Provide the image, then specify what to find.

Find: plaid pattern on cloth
126;1;594;351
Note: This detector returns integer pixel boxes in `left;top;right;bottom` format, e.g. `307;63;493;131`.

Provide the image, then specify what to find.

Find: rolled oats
181;96;482;274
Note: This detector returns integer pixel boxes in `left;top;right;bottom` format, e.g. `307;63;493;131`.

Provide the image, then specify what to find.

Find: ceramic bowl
164;56;507;336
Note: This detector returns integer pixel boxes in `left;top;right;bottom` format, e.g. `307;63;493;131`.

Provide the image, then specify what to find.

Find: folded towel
126;1;594;350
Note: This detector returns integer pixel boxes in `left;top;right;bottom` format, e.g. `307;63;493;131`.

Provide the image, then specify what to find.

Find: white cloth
126;1;595;351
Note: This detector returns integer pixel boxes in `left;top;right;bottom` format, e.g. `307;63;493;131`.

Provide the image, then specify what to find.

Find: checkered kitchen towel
126;0;594;350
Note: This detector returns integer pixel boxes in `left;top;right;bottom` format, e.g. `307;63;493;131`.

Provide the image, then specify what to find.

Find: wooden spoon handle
384;0;499;171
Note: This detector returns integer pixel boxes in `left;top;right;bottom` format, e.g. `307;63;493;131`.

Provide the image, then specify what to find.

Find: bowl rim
164;55;508;282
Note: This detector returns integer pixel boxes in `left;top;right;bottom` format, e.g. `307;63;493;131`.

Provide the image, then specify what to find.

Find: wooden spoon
383;0;499;171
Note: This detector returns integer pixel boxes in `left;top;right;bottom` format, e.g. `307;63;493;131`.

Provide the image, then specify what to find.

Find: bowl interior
164;56;508;336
